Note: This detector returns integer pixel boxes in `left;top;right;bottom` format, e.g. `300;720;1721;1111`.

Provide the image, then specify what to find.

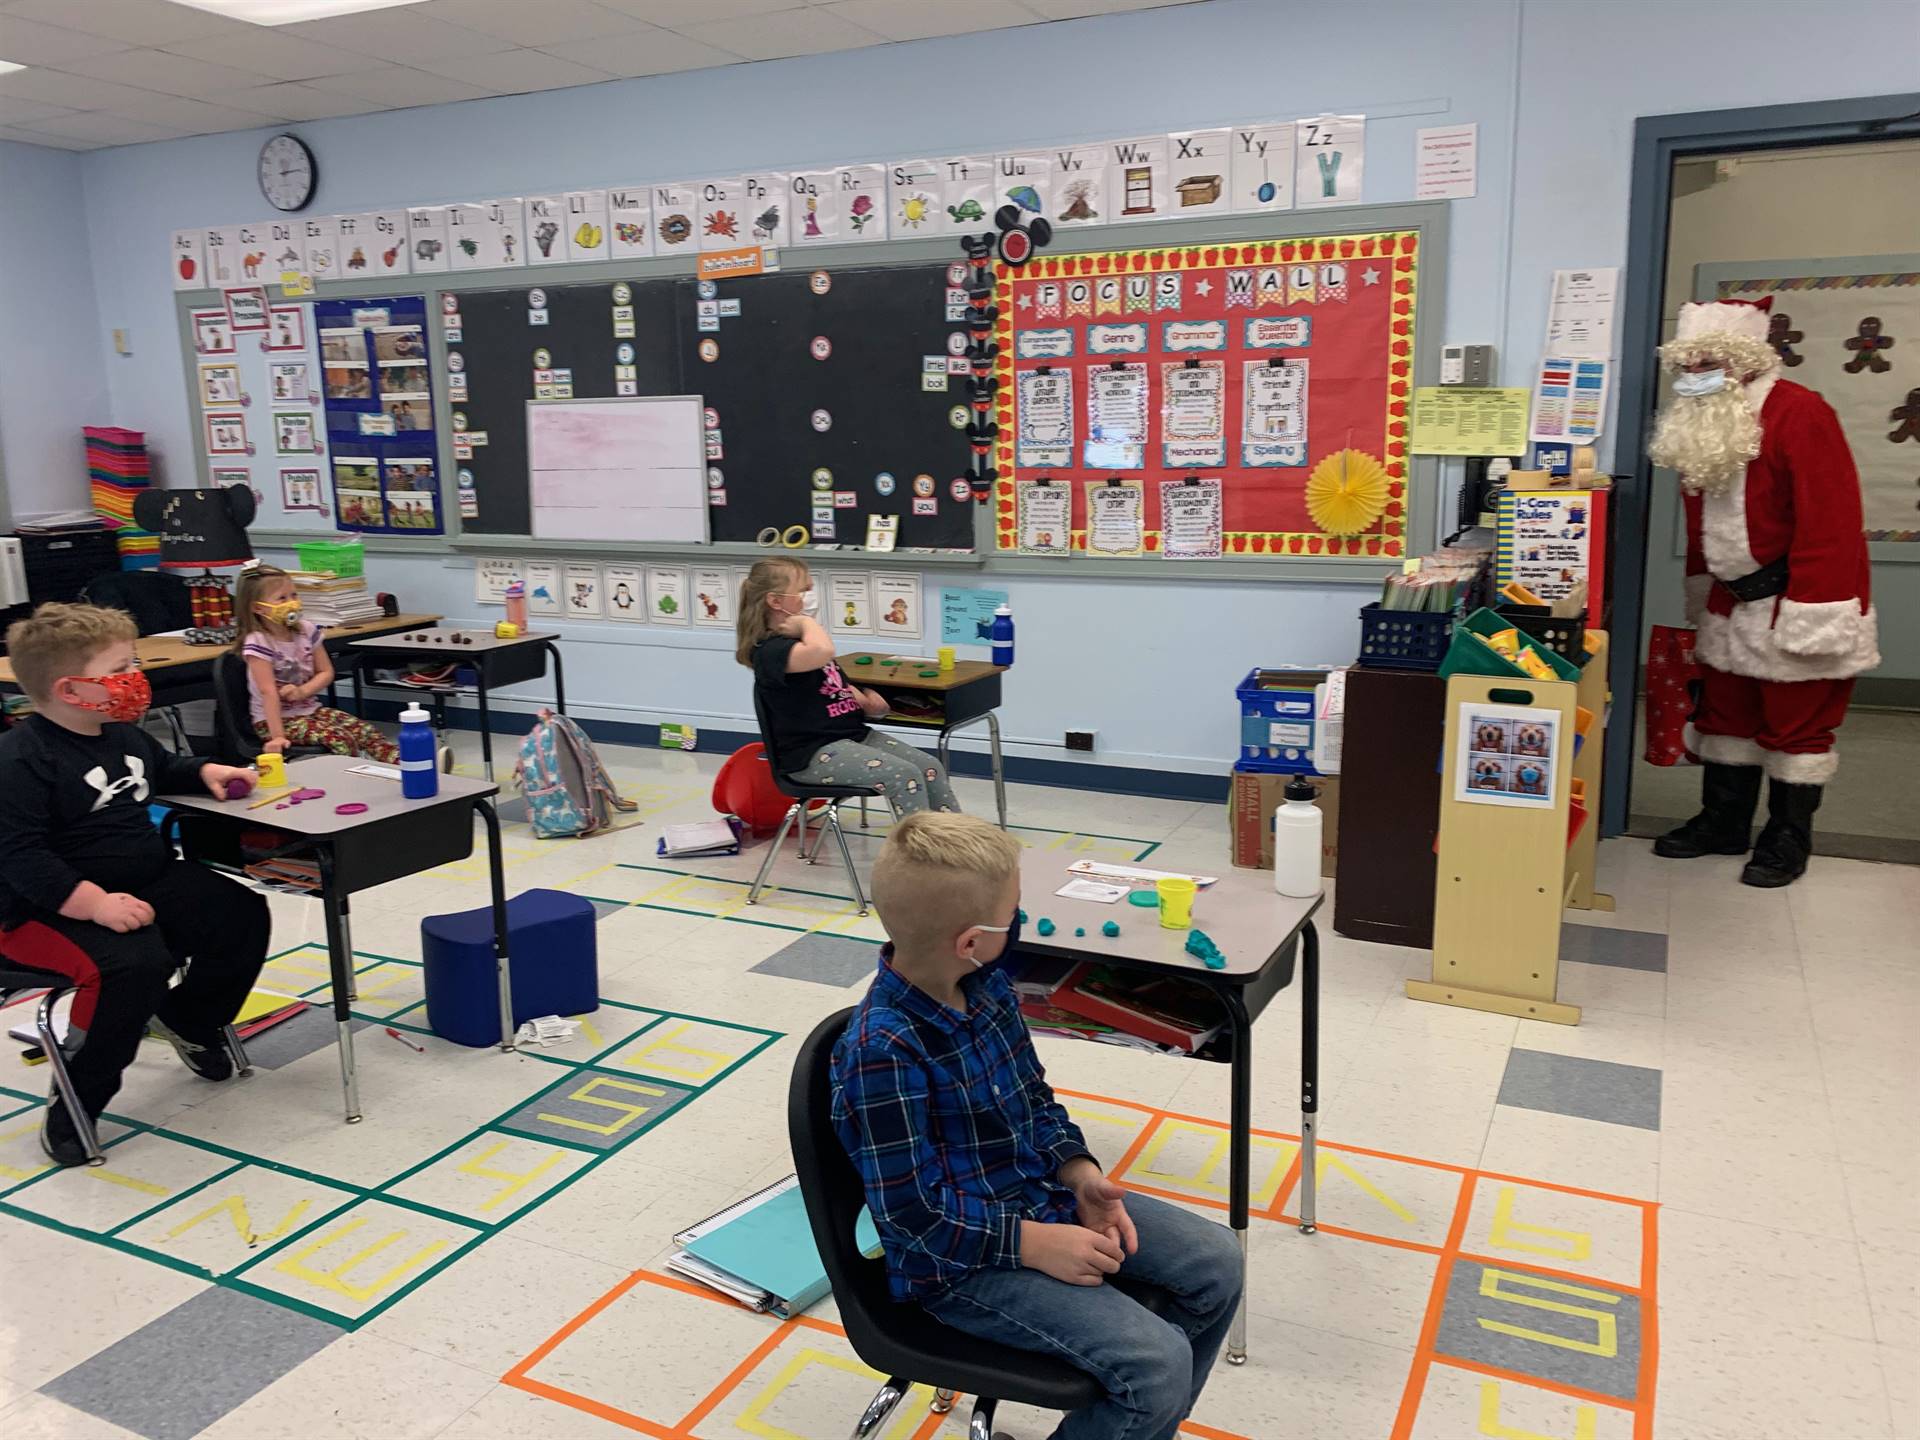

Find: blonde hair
872;813;1022;959
5;602;136;702
735;557;809;666
231;563;294;651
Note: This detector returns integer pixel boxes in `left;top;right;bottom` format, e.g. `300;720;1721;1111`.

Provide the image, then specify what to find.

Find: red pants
1693;664;1853;783
257;706;399;763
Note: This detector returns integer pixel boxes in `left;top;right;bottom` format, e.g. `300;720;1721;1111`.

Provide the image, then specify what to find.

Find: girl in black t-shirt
737;558;958;815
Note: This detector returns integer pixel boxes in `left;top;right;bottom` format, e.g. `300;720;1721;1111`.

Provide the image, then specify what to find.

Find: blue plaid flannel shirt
830;949;1091;1301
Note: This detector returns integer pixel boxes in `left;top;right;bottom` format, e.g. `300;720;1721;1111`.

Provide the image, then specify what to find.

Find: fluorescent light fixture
164;0;429;24
0;59;26;76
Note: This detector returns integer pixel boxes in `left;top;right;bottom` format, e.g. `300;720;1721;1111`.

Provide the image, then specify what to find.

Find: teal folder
680;1180;878;1319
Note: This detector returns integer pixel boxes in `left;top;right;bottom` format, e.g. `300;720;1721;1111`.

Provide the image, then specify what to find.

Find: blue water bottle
398;703;438;799
990;604;1015;667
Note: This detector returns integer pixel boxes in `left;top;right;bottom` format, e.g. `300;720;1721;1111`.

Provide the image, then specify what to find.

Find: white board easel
527;394;708;543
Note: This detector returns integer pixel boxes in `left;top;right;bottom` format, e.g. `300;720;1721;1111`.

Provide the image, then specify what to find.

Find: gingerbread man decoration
1844;316;1895;374
1766;311;1804;367
1890;388;1920;444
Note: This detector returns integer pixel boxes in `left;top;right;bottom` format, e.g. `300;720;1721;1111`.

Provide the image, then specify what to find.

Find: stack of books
84;427;159;570
1013;957;1226;1055
668;1174;878;1319
292;570;382;626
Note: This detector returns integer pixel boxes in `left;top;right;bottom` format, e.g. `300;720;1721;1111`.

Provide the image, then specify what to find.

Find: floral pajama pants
257;706;400;763
791;731;958;815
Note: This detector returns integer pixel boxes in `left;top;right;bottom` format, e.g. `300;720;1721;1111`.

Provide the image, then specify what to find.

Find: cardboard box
1228;769;1339;876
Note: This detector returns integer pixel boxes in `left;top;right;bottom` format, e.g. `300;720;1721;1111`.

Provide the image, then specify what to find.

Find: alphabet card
302;213;341;282
172;228;207;290
889;159;941;236
1052;146;1106;228
1294;114;1365;208
790;169;841;244
651;183;698;252
1107;136;1170;220
940;155;995;233
739;173;788;246
997;152;1052;226
698;177;744;251
1168;128;1232;216
1230;123;1297;213
203;225;242;288
566;189;610;262
836;163;888;242
407;206;450;273
608;187;654;259
524;195;569;264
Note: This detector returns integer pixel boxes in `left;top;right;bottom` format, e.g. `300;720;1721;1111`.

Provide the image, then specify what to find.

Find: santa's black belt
1718;557;1788;603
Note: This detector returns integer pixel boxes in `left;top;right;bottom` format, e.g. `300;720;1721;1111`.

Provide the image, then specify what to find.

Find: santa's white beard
1647;383;1761;497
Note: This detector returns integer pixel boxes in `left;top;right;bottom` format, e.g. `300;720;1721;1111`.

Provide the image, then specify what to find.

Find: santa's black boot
1741;781;1822;888
1654;762;1761;858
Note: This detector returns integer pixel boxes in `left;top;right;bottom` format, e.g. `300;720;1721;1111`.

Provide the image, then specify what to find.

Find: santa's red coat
1683;377;1880;683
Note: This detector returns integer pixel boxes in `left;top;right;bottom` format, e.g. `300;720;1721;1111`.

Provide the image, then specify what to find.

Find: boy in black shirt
0;604;268;1165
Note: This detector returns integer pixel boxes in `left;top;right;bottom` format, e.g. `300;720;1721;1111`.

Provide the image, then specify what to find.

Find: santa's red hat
1662;296;1778;374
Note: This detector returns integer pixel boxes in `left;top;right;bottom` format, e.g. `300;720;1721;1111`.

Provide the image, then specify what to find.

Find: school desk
159;755;511;1124
1015;848;1322;1367
836;655;1007;827
343;626;565;782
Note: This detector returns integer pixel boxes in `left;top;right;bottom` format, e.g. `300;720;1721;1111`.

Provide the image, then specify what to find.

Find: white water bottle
1272;776;1323;897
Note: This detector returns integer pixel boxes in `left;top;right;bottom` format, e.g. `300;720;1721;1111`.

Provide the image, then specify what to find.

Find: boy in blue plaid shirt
831;813;1242;1440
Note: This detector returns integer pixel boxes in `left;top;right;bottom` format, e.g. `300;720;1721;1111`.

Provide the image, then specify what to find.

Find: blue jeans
923;1193;1243;1440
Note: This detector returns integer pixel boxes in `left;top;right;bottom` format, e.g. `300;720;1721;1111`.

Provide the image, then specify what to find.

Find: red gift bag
1644;624;1700;766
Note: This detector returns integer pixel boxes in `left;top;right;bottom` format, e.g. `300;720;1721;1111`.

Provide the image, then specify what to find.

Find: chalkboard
447;260;973;548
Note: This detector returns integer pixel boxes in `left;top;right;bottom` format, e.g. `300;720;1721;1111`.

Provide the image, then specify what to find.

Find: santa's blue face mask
1673;368;1728;398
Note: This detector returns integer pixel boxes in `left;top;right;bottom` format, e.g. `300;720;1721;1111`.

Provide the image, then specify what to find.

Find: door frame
1604;91;1920;836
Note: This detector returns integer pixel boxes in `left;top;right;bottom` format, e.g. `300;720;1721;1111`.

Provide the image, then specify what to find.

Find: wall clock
258;133;316;213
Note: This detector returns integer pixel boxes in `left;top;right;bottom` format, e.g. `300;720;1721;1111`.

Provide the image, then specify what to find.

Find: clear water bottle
398;703;438;800
990;604;1014;667
1272;776;1323;897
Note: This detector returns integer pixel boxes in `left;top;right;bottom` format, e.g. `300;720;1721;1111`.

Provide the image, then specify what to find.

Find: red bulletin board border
992;229;1419;557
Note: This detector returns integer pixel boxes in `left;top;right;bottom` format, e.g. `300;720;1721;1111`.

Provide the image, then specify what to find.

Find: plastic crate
1493;602;1586;664
295;538;364;578
1356;603;1452;671
1234;667;1321;773
1438;608;1582;683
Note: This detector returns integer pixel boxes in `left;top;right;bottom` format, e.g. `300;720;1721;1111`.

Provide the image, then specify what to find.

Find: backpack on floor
515;709;637;839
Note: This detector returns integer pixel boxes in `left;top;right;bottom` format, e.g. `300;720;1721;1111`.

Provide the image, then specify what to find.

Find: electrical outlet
1065;729;1096;752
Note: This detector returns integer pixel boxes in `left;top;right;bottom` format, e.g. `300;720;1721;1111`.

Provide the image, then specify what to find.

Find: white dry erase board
526;395;708;543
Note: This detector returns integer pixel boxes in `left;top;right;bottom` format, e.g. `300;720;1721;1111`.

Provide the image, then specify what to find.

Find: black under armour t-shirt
0;715;206;927
752;636;870;772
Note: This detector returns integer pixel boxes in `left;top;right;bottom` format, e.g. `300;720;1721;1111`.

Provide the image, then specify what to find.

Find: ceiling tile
412;47;617;93
424;0;644;48
164;29;388;82
538;26;741;78
817;0;1041;42
214;81;389;121
592;0;796;22
0;67;168;110
0;93;76;124
0;14;137;66
108;93;277;134
20;110;186;145
0;122;102;149
303;63;498;107
678;7;884;60
1;0;252;48
1021;0;1198;16
60;49;262;99
278;9;515;65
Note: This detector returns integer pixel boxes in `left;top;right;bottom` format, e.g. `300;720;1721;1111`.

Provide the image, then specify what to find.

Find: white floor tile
196;1331;495;1440
1479;1105;1658;1200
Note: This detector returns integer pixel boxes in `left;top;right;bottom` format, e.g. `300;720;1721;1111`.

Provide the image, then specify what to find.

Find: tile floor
0;739;1915;1440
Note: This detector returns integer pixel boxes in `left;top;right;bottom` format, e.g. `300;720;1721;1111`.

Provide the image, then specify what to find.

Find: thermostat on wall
1440;344;1495;386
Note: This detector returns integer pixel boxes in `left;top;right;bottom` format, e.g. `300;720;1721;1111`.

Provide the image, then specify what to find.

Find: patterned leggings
791;731;959;816
257;707;400;763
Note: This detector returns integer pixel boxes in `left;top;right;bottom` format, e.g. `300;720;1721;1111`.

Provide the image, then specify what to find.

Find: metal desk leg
340;893;356;1002
985;710;1006;829
1224;987;1253;1366
317;851;361;1124
1299;920;1320;1235
547;641;567;715
479;800;515;1052
477;678;494;782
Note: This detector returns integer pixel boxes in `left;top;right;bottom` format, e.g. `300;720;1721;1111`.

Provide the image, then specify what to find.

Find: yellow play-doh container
1156;876;1197;930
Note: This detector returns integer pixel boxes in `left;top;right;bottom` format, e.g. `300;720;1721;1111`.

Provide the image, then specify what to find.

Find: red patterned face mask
57;669;151;723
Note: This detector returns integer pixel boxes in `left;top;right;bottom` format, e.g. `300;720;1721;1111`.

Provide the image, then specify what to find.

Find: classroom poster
872;573;921;638
1159;478;1223;559
827;572;873;634
691;567;734;627
407;207;450;272
566;189;611;262
941;587;1008;646
172;229;207;290
524;561;561;615
314;295;441;534
1229;123;1296;214
199;362;242;406
1242;358;1309;466
603;564;644;620
1160;360;1226;467
941;155;995;234
697;178;744;253
608;188;654;258
1086;363;1148;468
1085;482;1145;556
302;214;341;281
651;183;698;252
1530;356;1610;443
1017;368;1073;468
564;563;602;618
205;411;249;456
1456;703;1559;809
268;361;312;405
647;565;689;624
191;308;235;356
740;173;788;246
1015;482;1072;555
273;410;315;456
332;457;380;527
524;196;567;265
1293;114;1365;208
1167;128;1232;217
265;305;305;352
474;558;519;605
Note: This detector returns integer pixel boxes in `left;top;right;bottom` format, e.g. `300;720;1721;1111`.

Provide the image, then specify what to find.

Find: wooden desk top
1014;850;1320;985
837;655;1003;692
0;612;441;686
161;753;496;836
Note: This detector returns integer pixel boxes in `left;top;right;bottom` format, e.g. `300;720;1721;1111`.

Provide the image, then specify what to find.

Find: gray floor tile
1432;1257;1642;1399
42;1287;342;1440
588;898;627;922
749;933;884;988
1497;1048;1663;1131
1560;924;1668;973
239;1009;374;1071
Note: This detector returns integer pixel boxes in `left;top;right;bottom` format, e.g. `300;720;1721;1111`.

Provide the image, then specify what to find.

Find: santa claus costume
1649;297;1879;887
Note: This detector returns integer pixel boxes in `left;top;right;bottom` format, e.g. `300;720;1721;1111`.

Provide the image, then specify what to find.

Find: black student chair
745;689;888;916
789;1008;1169;1439
209;651;329;768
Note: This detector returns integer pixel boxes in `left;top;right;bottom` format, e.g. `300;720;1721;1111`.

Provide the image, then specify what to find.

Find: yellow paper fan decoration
1305;448;1390;536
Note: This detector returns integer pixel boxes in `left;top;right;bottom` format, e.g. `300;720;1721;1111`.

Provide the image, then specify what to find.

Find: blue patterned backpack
515;709;636;839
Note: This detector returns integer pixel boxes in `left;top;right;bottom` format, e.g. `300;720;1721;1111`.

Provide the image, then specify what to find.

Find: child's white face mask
799;589;819;617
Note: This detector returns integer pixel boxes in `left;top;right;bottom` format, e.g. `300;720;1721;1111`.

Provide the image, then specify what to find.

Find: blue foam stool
421;888;599;1048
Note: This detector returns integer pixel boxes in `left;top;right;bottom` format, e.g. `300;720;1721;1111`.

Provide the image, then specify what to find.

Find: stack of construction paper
86;426;159;569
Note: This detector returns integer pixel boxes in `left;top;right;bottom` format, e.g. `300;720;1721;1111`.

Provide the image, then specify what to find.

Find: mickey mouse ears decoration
133;483;256;572
992;203;1052;268
951;202;1050;508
